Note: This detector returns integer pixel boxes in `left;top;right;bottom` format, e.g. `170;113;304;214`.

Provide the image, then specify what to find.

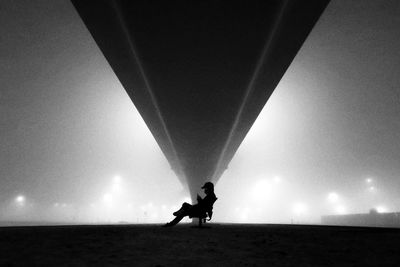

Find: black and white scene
1;0;400;266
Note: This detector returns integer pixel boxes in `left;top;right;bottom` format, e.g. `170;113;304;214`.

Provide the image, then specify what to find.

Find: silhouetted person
163;182;217;227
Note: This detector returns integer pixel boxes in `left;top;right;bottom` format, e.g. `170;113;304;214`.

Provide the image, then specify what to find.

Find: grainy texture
0;224;399;266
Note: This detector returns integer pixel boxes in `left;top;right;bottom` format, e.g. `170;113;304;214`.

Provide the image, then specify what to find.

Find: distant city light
251;179;275;201
368;186;376;192
327;192;339;203
376;205;387;213
366;178;373;184
293;202;308;215
335;205;346;214
15;195;25;205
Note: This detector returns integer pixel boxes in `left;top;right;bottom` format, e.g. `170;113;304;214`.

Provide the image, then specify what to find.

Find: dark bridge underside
71;0;330;200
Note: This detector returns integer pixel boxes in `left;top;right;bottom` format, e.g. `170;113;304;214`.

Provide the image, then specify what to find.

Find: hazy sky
1;0;400;223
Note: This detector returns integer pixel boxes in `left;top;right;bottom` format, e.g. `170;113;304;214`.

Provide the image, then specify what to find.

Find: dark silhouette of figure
163;182;217;227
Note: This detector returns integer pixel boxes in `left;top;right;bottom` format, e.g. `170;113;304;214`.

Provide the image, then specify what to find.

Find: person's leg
164;203;192;227
166;214;185;226
173;202;192;216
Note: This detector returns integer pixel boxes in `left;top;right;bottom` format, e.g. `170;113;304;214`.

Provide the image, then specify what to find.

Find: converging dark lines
111;2;183;176
212;0;290;181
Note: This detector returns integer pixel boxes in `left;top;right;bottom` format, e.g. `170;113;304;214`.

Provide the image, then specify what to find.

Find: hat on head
201;182;214;190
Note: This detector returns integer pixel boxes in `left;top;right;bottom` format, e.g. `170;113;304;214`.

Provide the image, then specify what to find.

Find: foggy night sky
1;0;400;223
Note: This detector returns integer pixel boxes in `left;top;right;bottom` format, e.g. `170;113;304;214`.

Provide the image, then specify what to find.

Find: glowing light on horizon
15;195;26;206
376;205;387;213
366;178;373;184
293;202;308;215
251;179;275;202
327;192;339;203
368;186;376;192
335;205;346;214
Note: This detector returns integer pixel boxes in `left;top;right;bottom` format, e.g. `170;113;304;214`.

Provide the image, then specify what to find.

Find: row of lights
11;176;389;217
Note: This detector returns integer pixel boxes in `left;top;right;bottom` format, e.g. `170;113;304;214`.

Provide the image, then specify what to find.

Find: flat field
0;223;399;266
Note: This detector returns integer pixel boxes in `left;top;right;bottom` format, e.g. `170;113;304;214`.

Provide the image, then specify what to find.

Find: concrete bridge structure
71;0;330;201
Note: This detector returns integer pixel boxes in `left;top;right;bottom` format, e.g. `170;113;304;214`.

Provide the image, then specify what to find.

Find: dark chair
191;197;217;227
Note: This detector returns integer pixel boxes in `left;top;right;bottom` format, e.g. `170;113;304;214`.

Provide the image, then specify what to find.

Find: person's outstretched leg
173;202;192;217
163;203;192;227
164;215;185;227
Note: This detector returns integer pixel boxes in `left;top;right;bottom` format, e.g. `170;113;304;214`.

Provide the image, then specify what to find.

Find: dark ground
0;223;399;266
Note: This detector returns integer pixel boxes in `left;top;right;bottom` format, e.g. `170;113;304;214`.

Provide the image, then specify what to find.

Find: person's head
201;182;214;195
